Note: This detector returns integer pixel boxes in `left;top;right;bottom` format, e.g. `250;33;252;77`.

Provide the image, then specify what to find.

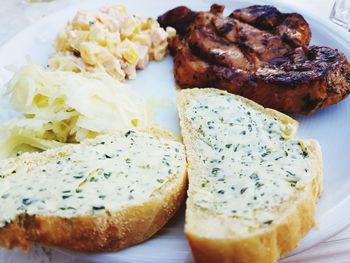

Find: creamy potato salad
50;5;175;80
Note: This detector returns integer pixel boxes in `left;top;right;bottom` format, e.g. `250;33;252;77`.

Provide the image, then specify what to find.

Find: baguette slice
177;88;322;263
0;129;187;252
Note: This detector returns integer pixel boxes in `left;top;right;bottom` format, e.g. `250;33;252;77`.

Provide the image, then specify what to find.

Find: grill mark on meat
158;4;350;114
216;20;235;36
173;42;253;90
257;46;348;87
231;6;311;47
172;41;215;87
211;16;290;62
212;65;256;88
255;67;314;87
267;56;290;67
212;16;239;42
188;26;252;70
276;13;311;47
230;5;283;29
346;73;350;82
236;22;290;61
289;46;307;64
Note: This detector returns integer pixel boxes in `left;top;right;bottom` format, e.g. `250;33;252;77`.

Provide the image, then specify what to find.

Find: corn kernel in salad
49;5;175;81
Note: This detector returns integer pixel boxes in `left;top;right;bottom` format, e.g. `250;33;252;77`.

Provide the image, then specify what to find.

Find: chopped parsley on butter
185;93;312;226
0;130;185;227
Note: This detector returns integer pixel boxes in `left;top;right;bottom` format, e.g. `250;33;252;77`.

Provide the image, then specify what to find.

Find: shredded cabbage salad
0;64;153;158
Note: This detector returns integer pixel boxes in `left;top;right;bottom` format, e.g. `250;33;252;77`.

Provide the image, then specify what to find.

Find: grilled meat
158;4;350;114
157;6;196;36
229;5;283;29
188;26;252;70
171;36;254;90
234;21;291;62
230;5;311;47
250;46;350;113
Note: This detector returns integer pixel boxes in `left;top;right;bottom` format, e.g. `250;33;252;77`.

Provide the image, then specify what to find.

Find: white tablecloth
0;0;349;262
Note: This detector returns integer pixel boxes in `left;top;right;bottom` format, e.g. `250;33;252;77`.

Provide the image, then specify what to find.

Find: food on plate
0;129;187;252
177;88;323;262
0;119;64;159
50;5;175;80
0;64;152;158
158;4;350;114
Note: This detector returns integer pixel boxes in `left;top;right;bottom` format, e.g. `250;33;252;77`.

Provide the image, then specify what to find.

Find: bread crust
0;131;188;252
177;88;323;263
0;171;187;252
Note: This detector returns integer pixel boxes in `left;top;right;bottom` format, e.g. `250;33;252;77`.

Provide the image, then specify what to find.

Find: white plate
0;0;350;262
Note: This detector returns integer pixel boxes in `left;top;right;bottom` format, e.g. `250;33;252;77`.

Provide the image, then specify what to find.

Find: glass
330;0;350;30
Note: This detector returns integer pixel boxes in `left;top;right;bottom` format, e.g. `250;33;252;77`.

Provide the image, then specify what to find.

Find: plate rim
0;0;349;262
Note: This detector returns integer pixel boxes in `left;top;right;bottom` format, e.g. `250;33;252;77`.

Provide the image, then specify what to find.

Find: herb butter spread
0;130;185;227
185;92;312;226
